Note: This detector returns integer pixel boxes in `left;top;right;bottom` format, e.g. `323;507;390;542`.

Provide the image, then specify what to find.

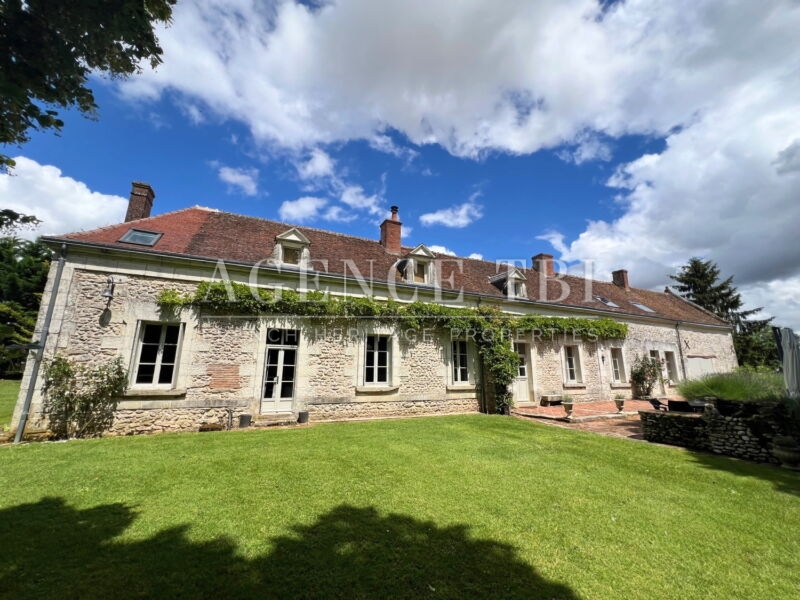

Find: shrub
42;355;128;439
677;368;784;402
629;356;662;398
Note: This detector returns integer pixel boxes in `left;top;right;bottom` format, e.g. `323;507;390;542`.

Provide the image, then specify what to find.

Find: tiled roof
49;207;729;327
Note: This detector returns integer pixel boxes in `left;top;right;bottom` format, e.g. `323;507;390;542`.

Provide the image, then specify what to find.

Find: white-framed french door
512;342;533;404
261;328;299;413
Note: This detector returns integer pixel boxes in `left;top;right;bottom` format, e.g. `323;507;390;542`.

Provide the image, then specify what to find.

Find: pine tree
670;257;778;368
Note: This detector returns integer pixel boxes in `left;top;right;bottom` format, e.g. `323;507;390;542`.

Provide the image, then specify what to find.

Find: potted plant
629;355;662;399
562;394;574;419
613;393;626;413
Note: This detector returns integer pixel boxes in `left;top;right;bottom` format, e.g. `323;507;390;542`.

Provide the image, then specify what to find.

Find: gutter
675;322;688;381
41;237;732;331
15;244;67;443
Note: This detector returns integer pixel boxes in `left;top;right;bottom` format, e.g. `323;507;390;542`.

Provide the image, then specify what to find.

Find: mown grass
1;415;798;599
678;368;784;401
0;379;19;428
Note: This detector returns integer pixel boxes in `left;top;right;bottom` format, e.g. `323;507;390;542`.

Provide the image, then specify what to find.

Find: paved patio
512;398;667;441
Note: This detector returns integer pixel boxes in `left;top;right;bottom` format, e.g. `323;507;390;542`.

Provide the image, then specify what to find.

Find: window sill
355;385;399;395
562;383;586;389
123;388;187;398
446;384;476;392
610;383;631;389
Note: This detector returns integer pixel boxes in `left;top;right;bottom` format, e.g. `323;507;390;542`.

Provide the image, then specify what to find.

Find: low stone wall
309;397;479;421
639;411;707;450
109;407;249;436
639;406;780;464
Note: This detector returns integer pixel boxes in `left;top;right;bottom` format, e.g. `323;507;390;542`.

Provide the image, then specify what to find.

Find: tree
0;209;40;233
670;257;778;368
0;0;176;170
0;236;51;376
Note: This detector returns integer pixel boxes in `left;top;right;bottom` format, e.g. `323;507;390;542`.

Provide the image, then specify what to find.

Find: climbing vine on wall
158;281;628;412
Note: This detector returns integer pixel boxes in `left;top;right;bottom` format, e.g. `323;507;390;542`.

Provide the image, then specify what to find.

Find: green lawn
0;379;19;429
1;415;798;599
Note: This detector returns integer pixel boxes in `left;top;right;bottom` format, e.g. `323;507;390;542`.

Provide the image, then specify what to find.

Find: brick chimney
612;269;630;290
380;205;402;254
125;181;155;222
532;253;555;277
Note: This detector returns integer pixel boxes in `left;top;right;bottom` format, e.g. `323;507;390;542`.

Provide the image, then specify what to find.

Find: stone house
12;182;737;435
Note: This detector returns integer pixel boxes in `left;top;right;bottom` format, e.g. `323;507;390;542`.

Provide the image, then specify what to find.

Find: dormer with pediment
271;228;311;268
397;244;437;285
489;266;527;300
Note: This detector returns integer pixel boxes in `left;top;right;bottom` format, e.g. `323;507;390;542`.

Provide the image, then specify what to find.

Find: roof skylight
594;295;619;308
631;301;656;313
118;229;163;246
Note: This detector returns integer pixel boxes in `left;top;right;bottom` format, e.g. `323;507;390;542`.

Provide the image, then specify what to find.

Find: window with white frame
134;323;182;386
664;351;679;383
564;345;582;383
610;348;625;383
364;335;391;384
451;340;469;383
514;342;528;377
282;245;302;266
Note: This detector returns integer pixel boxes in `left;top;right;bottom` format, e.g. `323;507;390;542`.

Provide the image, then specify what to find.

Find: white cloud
216;164;259;196
428;245;456;256
556;133;612;165
468;253;484;260
323;205;357;223
0;157;127;239
420;200;483;228
296;148;335;180
369;134;419;163
339;184;383;216
278;196;327;222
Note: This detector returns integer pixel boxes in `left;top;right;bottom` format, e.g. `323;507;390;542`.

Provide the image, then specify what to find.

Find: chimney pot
380;206;402;254
612;269;630;290
125;181;155;222
532;253;555;278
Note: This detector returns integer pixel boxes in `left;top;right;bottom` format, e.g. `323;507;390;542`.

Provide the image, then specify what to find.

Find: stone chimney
532;253;555;278
125;181;155;222
380;205;402;254
612;269;630;290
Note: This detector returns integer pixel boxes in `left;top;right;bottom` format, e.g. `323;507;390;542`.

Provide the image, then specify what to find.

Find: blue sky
2;0;799;328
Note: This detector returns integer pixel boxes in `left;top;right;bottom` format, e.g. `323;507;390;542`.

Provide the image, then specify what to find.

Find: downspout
675;321;688;381
14;244;67;443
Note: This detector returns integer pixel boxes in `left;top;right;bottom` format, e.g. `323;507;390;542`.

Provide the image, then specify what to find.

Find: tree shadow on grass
686;451;800;497
0;498;578;599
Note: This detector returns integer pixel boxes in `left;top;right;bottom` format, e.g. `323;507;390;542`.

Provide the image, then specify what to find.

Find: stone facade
12;251;737;438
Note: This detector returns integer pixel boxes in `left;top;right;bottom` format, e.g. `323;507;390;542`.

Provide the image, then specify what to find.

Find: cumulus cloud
215;164;259;196
278;196;328;222
468;253;484;260
428;245;456;256
0;156;128;239
369;134;419;164
296;148;336;180
420;200;483;228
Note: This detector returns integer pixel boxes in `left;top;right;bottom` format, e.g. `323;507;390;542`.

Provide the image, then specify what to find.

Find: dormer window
489;266;527;300
272;228;311;269
402;244;437;286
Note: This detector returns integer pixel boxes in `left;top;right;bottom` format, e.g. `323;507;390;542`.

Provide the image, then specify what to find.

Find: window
631;302;656;313
664;351;679;383
512;281;526;298
282;246;301;265
365;335;390;384
594;295;620;308
119;229;162;246
134;323;182;386
514;343;528;377
610;348;625;382
564;345;582;383
649;350;660;361
452;340;469;383
413;261;427;283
